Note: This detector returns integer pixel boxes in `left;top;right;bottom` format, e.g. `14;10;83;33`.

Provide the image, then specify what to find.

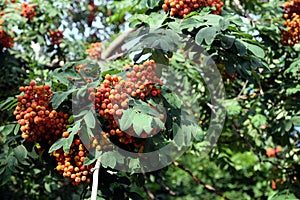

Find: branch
143;184;156;200
234;80;249;100
232;0;255;27
172;161;230;200
158;181;176;196
101;27;137;60
91;157;101;200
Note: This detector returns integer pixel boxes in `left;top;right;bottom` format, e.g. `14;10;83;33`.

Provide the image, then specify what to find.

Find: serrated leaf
134;104;160;117
83;156;96;166
196;26;218;45
162;92;182;108
119;109;134;131
101;152;117;168
219;18;229;31
192;125;204;141
133;113;153;135
49;138;65;153
7;156;18;171
13;123;20;135
174;124;184;148
153;117;165;130
203;14;223;26
63;131;76;153
44;182;51;193
13;145;27;162
0;124;16;136
146;0;159;9
0;97;17;110
292;116;300;126
242;41;265;58
129;158;140;170
234;40;246;56
51;89;75;109
84;110;96;128
224;99;242;116
221;35;235;49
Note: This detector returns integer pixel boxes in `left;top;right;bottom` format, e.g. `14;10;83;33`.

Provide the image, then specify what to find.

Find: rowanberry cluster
89;60;164;151
162;0;224;18
91;74;135;145
0;12;14;50
86;42;102;60
50;30;64;45
90;131;113;151
281;0;300;46
123;60;162;99
53;136;93;186
0;28;14;49
20;2;36;21
13;81;69;143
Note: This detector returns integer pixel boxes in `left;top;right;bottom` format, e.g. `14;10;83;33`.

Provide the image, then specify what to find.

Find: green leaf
84;110;96;129
48;138;65;153
268;190;298;200
250;114;267;128
83;156;96;166
119;109;134;131
51;89;75;109
219;18;229;31
162;92;182;109
7;156;18;171
13;145;27;163
133;113;153;135
196;26;218;45
146;0;159;9
292;116;300;126
0;124;16;136
234;40;247;56
101;152;117;168
203;14;223;27
129;158;140;170
242;41;265;58
192;125;204;141
221;35;235;49
168;21;182;33
63;131;76;154
153;117;165;130
173;123;184;147
44;182;51;193
224;99;242;116
13;123;20;135
134;103;160;117
0;97;17;110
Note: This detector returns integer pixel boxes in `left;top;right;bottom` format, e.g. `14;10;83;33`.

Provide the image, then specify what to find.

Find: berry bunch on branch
50;30;64;45
86;42;102;60
89;60;164;152
53;135;93;186
13;81;69;143
20;2;36;21
162;0;224;18
281;0;300;46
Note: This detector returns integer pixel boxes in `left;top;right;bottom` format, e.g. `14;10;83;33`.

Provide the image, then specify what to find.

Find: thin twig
143;184;156;200
159;181;176;196
91;157;101;200
238;80;248;97
172;161;230;200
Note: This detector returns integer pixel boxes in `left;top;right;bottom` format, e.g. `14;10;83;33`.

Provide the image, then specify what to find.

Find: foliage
0;0;300;199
